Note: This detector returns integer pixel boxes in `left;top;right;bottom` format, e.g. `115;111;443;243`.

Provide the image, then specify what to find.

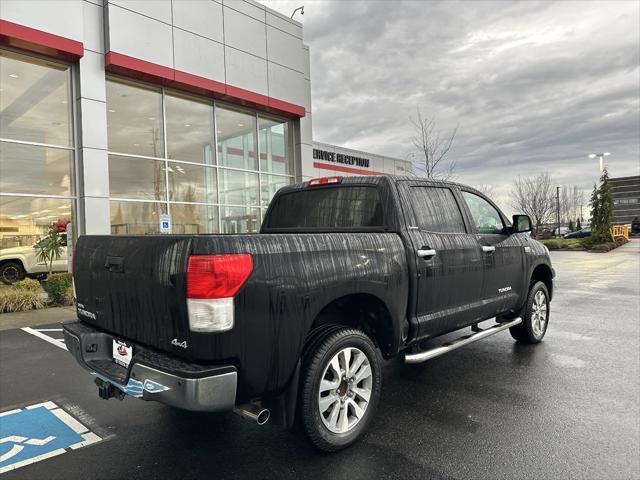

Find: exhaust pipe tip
256;408;270;425
233;403;270;425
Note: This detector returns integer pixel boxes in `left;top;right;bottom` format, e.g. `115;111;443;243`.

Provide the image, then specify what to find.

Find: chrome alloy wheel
318;346;373;434
531;290;548;337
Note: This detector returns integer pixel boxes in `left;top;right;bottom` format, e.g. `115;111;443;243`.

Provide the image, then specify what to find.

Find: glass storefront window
260;174;290;207
0;196;74;248
0;142;73;196
170;203;219;234
105;77;293;235
0;50;75;251
220;206;261;234
165;93;214;164
219;169;259;206
110;201;167;235
0;51;72;146
259;117;290;175
109;155;167;201
216;107;257;170
167;161;217;204
106;79;164;157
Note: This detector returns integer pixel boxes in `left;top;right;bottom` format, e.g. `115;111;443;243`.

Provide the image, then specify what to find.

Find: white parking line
20;327;67;351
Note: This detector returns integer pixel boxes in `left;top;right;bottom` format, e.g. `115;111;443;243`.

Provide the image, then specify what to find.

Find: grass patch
540;238;585;250
12;278;43;293
0;273;75;314
0;289;46;313
582;237;629;252
542;237;630;252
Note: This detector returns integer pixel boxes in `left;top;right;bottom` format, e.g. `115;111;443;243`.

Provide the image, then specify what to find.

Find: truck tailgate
73;235;192;353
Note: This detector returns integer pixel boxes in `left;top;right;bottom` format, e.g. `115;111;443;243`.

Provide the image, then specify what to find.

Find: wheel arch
0;257;26;268
530;263;554;300
308;293;399;358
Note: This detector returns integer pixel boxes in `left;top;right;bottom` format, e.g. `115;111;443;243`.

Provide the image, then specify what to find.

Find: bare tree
511;172;555;234
559;185;586;223
411;107;457;180
476;184;496;199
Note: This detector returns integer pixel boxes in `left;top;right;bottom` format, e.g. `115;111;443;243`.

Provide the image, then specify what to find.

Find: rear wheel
299;327;381;451
510;281;550;344
0;261;26;285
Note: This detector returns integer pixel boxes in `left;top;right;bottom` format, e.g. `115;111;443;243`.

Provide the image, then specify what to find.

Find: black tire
510;281;550;344
299;327;381;452
0;261;26;285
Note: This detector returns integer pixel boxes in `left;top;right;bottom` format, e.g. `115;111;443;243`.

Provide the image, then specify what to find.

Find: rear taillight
308;176;342;186
186;254;253;332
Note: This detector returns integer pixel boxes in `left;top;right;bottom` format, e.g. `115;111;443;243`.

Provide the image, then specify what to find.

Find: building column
296;45;314;182
75;0;110;235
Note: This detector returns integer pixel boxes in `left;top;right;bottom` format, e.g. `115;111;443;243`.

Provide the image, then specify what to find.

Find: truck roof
281;175;483;196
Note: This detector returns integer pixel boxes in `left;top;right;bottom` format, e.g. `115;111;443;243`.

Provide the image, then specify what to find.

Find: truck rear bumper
63;321;237;412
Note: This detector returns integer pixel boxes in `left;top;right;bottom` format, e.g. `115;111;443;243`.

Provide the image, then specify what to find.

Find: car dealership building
0;0;410;247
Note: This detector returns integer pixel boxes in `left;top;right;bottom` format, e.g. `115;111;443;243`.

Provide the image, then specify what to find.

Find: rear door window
264;186;383;230
409;186;466;233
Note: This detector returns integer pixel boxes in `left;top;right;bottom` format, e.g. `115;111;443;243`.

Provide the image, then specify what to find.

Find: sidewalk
0;306;76;331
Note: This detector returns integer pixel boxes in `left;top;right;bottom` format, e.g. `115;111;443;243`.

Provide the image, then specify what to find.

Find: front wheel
0;261;26;285
299;327;381;451
510;281;550;344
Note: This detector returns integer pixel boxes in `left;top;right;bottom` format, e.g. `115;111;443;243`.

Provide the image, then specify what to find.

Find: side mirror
512;214;532;233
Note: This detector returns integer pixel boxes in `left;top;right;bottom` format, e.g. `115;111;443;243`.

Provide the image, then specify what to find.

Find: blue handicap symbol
162;221;170;228
0;406;85;469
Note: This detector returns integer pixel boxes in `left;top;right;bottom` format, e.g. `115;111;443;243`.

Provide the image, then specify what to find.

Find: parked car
64;176;554;451
0;234;68;284
553;226;570;237
564;227;592;239
533;228;554;240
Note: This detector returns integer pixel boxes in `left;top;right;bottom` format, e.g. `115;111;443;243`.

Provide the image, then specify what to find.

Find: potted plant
34;218;70;274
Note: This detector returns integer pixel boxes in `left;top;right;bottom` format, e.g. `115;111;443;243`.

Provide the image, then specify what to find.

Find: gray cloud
265;0;639;210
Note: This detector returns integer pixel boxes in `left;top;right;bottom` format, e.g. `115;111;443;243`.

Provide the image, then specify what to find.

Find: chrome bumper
63;321;237;412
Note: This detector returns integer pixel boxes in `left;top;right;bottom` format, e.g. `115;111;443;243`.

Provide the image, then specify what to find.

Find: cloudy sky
264;0;639;208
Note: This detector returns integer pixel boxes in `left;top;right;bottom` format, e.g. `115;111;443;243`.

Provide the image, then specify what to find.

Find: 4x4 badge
171;338;188;349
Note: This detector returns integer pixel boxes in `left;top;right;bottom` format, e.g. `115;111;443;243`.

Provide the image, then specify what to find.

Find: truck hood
0;245;35;256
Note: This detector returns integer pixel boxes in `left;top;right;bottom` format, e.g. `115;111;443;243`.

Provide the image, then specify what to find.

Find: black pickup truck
64;175;554;451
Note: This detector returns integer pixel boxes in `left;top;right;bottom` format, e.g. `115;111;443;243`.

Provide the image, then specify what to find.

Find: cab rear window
264;186;384;231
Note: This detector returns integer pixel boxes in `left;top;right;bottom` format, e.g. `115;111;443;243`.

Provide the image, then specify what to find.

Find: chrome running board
404;317;522;364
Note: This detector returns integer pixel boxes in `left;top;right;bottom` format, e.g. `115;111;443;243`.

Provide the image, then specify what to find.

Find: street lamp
588;152;610;173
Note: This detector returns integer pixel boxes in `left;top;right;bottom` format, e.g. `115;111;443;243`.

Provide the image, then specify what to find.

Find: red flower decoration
51;218;70;233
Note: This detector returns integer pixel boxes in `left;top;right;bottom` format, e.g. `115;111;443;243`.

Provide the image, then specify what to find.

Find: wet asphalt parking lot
1;240;638;480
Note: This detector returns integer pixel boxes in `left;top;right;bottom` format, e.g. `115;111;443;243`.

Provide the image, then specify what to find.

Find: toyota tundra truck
63;175;554;451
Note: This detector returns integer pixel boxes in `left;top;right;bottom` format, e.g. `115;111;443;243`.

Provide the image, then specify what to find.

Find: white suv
0;234;68;284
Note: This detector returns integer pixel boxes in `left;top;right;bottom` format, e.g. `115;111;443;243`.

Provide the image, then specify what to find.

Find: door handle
482;246;496;253
417;249;437;258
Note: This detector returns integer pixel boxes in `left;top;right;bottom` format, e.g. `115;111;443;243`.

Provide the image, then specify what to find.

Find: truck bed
73;232;409;399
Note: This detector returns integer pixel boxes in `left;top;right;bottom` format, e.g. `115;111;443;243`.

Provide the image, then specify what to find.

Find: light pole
588;152;610;173
556;186;561;237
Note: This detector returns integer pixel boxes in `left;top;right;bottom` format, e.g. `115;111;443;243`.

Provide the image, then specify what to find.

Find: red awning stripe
105;51;305;119
0;19;84;61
